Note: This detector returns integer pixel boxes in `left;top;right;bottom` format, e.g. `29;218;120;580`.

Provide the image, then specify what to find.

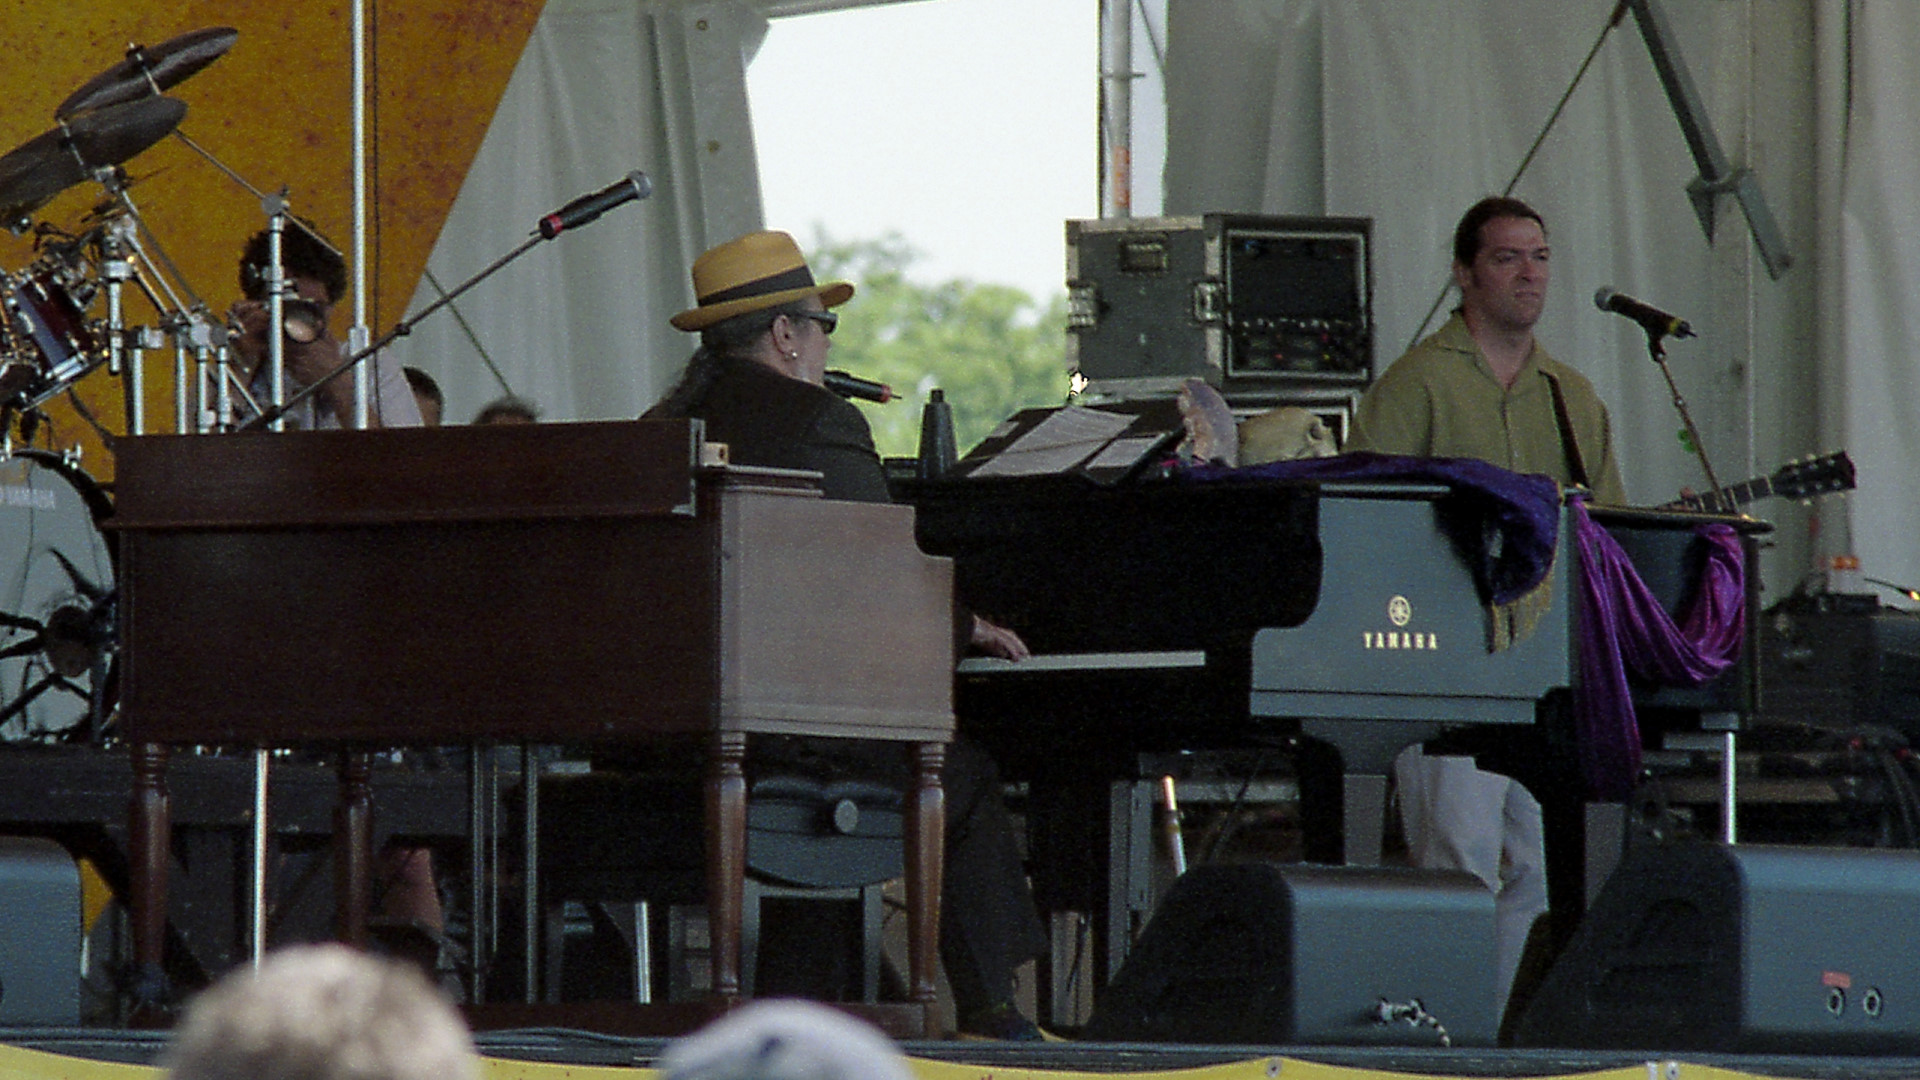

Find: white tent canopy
385;0;1912;606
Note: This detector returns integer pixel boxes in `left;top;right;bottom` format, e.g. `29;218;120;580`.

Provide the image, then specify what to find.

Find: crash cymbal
55;26;238;120
0;96;186;215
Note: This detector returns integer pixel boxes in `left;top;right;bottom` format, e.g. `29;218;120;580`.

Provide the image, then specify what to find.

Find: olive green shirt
1347;313;1628;505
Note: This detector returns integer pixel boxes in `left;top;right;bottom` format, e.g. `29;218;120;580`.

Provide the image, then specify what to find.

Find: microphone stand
242;233;545;432
1643;330;1729;511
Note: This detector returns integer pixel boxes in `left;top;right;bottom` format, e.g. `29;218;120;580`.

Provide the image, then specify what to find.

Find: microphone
823;369;894;404
536;171;652;239
1594;287;1694;339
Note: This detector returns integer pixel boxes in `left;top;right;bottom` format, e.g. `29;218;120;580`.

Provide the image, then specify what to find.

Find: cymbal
55;26;238;120
0;96;187;215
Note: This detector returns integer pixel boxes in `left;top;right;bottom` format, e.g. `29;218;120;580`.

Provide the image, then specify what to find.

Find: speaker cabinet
1515;842;1920;1053
1084;862;1497;1046
0;837;79;1024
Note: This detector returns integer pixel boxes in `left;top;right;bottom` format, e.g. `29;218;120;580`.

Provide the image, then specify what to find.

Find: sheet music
1086;434;1168;471
968;408;1138;477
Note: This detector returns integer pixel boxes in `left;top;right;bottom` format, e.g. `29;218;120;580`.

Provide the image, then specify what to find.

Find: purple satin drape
1571;498;1747;798
1182;451;1563;605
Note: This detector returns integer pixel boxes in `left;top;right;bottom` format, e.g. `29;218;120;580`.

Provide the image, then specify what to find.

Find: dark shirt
690;358;891;503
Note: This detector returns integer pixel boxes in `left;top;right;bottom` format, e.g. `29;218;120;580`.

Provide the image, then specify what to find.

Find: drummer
227;226;422;429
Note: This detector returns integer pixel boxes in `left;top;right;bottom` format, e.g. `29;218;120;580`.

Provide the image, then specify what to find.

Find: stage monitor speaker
0;836;79;1025
1514;841;1920;1054
1084;862;1497;1046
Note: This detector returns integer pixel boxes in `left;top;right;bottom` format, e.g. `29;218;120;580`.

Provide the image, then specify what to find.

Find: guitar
1660;451;1855;513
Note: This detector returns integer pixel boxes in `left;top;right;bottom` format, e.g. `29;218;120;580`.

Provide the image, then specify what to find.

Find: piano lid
912;471;1322;655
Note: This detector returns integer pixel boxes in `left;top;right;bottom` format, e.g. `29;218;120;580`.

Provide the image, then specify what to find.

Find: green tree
805;230;1071;460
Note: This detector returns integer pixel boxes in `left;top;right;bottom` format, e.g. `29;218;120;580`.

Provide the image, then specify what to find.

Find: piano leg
1341;772;1390;867
1299;718;1446;866
705;732;747;1001
336;751;374;947
129;741;171;1013
904;741;945;1029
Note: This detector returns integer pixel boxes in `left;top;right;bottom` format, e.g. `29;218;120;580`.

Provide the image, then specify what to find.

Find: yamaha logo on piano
1363;595;1438;651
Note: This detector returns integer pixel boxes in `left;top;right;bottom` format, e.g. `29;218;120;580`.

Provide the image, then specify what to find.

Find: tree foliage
804;230;1071;460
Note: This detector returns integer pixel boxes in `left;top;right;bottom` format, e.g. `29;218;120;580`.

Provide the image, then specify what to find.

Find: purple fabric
1184;453;1746;799
1182;451;1564;605
1571;498;1746;798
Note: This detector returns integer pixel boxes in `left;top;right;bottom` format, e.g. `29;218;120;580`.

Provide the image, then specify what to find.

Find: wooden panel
110;420;700;528
715;486;955;742
118;513;719;744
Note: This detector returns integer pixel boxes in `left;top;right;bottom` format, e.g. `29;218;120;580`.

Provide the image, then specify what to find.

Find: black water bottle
917;388;956;480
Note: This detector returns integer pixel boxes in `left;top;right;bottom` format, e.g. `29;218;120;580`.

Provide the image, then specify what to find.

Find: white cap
659;1001;914;1080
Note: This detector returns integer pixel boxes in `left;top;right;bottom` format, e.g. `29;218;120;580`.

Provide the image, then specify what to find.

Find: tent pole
1099;0;1132;218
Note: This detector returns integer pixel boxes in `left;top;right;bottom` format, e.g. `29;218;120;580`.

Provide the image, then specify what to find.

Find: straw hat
671;230;854;331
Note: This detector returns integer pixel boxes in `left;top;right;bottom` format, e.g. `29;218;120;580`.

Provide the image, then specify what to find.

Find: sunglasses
796;310;838;335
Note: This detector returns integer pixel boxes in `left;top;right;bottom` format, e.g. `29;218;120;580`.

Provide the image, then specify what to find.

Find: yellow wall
1;2;545;481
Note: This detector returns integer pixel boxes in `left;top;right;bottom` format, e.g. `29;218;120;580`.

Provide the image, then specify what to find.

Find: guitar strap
1539;369;1592;492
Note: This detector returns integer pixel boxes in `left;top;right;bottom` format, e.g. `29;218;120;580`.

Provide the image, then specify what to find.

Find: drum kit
1;27;248;742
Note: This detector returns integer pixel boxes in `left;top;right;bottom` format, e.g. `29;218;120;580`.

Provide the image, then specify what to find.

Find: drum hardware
54;26;329;428
0;27;236;431
0;561;115;740
0;448;115;743
0;96;186;220
56;27;239;121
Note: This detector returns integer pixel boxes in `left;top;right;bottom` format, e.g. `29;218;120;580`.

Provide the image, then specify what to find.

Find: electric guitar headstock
1668;451;1855;513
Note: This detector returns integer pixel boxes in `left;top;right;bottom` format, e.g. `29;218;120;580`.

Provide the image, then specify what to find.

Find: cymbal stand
168;130;369;425
93;172;223;434
263;204;291;429
98;217;139;435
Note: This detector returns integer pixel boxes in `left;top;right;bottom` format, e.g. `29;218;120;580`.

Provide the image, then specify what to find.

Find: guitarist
1346;196;1623;1025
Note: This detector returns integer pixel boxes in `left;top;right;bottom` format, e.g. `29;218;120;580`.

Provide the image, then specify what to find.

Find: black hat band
698;265;816;306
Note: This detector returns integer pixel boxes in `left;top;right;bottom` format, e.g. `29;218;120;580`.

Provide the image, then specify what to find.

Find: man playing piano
647;230;1049;1040
1346;196;1623;1022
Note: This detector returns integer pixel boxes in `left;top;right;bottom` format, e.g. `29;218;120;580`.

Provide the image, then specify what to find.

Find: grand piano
911;461;1763;994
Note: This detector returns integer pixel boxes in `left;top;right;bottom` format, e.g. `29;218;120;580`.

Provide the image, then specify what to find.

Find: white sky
747;0;1102;302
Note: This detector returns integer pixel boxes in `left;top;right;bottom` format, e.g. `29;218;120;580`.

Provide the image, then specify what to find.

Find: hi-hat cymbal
55;27;238;120
0;96;187;216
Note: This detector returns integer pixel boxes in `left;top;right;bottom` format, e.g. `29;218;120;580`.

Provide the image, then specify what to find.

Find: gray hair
162;945;479;1080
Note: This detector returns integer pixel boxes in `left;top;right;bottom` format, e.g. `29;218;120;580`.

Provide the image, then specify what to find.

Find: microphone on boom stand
243;171;654;431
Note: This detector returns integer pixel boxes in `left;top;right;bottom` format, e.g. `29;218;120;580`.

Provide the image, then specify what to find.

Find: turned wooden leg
335;751;374;946
906;741;946;1018
129;741;171;1004
706;732;747;1000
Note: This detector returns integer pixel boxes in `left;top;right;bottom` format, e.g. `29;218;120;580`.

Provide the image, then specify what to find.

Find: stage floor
11;1027;1920;1080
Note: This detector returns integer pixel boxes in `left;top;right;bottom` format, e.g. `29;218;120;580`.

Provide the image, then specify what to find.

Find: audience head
659;1000;913;1080
162;945;479;1080
473;396;540;425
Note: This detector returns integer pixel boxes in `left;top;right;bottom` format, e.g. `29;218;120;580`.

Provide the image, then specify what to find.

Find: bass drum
0;450;114;741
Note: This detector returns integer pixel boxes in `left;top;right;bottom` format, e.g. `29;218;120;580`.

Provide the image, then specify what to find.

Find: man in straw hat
647;230;1049;1039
